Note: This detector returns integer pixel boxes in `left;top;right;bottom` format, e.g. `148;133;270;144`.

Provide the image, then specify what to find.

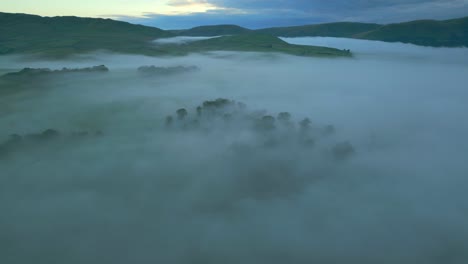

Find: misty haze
1;35;467;263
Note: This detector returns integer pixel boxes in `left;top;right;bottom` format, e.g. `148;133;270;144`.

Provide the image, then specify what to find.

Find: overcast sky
2;0;467;28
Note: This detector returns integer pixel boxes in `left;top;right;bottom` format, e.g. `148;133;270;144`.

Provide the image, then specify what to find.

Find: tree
278;112;291;121
258;115;276;130
332;141;355;160
322;125;335;136
176;108;188;120
299;118;311;130
165;115;173;126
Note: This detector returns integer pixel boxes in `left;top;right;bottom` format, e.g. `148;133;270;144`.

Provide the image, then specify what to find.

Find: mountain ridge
1;12;466;59
177;16;468;47
354;17;468;47
255;22;381;38
0;12;172;56
176;24;251;36
0;12;350;58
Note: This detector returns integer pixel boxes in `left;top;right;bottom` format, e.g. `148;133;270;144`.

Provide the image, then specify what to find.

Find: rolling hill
355;17;468;47
176;17;468;47
171;34;351;57
175;25;251;36
3;11;465;58
0;12;172;56
255;22;381;38
0;12;351;58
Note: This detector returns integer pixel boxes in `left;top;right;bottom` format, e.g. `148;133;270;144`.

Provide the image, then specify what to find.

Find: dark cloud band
121;0;468;29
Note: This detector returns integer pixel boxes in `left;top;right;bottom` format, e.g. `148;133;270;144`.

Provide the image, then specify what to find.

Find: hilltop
355;17;468;47
0;12;172;56
3;11;465;58
176;34;351;57
174;25;251;36
256;22;381;38
0;12;351;58
177;17;468;47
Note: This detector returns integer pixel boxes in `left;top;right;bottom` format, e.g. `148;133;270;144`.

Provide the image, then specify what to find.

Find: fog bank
1;38;468;263
153;36;218;45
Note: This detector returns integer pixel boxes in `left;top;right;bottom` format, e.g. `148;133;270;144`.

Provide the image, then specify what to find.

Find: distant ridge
180;33;351;57
0;12;350;58
355;17;468;47
176;24;251;36
176;17;468;47
0;12;172;56
256;22;381;38
1;11;466;58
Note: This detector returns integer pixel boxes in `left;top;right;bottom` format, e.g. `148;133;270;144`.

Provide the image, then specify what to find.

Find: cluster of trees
0;129;103;158
2;65;109;79
164;98;355;160
1;64;200;81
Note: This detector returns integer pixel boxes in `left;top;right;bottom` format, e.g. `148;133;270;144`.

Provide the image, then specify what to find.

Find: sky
1;0;468;29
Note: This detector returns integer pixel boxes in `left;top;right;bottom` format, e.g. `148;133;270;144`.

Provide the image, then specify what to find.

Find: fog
1;38;468;263
283;36;468;65
153;36;218;45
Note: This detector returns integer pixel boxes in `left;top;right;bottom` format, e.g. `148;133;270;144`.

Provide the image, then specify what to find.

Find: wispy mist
1;38;468;263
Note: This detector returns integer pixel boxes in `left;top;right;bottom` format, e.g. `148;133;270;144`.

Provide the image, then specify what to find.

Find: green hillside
176;24;251;36
254;17;468;47
0;12;172;57
355;17;468;47
1;11;466;57
177;34;351;57
0;12;351;58
175;17;468;47
256;22;381;38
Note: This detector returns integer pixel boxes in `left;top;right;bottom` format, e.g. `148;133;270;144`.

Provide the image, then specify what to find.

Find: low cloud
1;38;468;263
153;36;219;45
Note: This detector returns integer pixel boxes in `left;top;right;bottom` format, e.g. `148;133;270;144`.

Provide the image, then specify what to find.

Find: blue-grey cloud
125;9;325;29
121;0;468;29
212;0;468;21
208;0;465;11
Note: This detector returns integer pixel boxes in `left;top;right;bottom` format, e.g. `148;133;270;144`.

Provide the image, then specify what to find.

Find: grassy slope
256;17;468;47
0;12;172;57
177;17;468;47
0;13;351;58
1;11;466;58
256;22;381;38
176;34;351;57
355;17;468;47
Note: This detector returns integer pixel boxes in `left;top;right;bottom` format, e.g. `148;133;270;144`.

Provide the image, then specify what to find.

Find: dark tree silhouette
165;115;174;126
278;112;291;121
299;118;312;130
176;108;188;120
332;141;355;160
258;115;276;130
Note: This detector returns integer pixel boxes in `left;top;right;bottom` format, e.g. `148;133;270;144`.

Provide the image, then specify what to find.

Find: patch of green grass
174;34;351;57
176;17;468;47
